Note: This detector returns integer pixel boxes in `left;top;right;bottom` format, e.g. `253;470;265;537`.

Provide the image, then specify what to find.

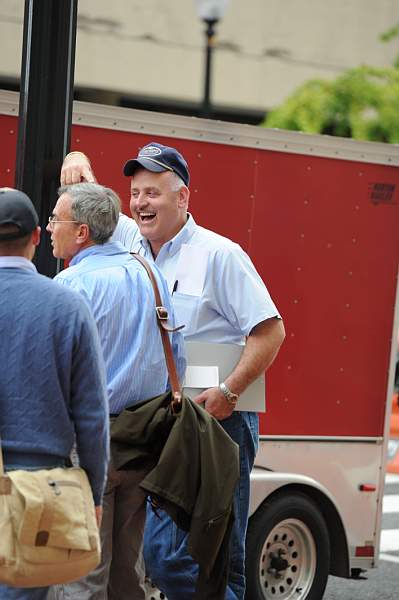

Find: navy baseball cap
123;142;190;186
0;188;39;240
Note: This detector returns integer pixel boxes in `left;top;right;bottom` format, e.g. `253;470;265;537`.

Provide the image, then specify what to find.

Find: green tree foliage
262;66;399;143
379;23;399;68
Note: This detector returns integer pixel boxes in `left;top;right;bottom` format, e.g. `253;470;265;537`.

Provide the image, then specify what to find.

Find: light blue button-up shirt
54;241;186;414
112;214;280;344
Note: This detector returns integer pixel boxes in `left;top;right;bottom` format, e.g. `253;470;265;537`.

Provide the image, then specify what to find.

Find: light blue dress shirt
54;241;186;414
112;214;280;344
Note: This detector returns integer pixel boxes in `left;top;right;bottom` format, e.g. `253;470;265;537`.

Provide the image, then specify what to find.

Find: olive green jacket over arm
111;393;239;600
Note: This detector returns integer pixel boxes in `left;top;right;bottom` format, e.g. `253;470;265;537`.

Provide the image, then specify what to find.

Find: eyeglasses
48;215;81;230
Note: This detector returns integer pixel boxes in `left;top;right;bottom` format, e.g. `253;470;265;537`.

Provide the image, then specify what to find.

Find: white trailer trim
1;90;398;166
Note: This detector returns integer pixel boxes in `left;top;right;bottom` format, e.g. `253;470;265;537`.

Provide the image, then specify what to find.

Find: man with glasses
47;182;186;600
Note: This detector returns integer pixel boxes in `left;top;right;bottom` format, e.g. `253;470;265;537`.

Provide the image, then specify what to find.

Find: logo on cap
139;146;162;157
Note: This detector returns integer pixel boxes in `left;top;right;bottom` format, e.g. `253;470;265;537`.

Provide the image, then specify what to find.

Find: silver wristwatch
219;382;239;407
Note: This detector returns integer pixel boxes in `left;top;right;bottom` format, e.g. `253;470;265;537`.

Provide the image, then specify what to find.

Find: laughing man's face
129;169;188;257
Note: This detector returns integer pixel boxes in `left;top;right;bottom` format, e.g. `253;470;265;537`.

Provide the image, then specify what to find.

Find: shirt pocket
172;292;201;337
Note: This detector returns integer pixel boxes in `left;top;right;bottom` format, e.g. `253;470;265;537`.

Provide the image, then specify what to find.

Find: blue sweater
0;263;109;504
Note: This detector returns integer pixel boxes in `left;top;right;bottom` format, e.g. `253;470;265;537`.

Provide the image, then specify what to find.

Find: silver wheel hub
258;518;316;599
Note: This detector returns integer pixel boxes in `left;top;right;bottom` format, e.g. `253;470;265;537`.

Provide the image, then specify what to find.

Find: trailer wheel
245;492;330;600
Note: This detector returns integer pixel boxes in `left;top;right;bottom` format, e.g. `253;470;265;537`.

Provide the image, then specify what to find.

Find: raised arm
61;151;97;185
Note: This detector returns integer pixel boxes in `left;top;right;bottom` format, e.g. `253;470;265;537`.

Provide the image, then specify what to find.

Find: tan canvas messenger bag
0;443;101;587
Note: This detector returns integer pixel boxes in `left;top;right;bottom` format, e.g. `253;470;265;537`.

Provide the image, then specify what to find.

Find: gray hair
170;173;186;192
58;183;121;244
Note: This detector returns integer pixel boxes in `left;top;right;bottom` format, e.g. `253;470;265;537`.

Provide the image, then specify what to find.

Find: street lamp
194;0;230;118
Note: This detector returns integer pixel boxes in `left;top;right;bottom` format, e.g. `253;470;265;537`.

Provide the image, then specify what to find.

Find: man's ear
31;226;41;247
178;186;190;209
76;223;91;246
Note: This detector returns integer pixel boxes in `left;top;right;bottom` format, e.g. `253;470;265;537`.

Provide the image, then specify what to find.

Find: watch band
219;382;239;407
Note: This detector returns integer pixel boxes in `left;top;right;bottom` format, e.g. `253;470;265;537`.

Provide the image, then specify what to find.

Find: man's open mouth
138;211;156;223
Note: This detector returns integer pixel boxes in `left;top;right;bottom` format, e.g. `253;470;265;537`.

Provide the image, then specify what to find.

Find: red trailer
1;89;398;600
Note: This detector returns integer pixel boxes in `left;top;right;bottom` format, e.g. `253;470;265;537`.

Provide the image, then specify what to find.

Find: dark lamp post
194;0;230;118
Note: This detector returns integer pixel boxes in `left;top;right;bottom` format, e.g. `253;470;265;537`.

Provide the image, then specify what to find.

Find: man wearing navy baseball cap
123;142;190;186
0;188;109;600
60;145;285;600
0;187;38;242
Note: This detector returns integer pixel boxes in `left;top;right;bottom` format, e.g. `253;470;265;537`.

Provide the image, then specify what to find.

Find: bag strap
0;441;4;477
131;253;184;413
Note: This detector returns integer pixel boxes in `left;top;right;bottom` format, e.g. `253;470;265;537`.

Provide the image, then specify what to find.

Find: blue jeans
143;411;259;600
0;587;49;600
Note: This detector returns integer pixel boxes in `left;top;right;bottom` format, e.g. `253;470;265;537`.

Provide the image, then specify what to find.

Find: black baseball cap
123;142;190;186
0;188;39;240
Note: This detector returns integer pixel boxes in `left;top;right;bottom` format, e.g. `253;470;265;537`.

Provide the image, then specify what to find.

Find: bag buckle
156;306;168;320
0;476;11;495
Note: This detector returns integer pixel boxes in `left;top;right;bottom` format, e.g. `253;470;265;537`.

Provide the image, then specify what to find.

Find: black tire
245;492;330;600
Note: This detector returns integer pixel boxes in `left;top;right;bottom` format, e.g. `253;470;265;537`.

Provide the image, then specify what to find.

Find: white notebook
183;342;266;413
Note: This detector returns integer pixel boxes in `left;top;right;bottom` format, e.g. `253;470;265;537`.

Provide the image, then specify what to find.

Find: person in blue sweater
46;182;186;600
0;188;110;600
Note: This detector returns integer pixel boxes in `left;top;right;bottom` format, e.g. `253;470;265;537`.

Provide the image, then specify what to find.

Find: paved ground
324;473;399;600
144;474;399;600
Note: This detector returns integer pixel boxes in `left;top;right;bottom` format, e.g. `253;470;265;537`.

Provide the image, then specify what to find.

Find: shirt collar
0;256;37;272
138;213;197;258
70;240;128;266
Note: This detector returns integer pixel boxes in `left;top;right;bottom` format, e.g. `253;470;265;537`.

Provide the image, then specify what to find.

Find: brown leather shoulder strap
131;253;183;411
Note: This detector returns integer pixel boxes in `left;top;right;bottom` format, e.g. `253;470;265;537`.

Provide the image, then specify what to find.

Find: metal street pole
15;0;78;276
202;19;218;118
195;0;230;119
